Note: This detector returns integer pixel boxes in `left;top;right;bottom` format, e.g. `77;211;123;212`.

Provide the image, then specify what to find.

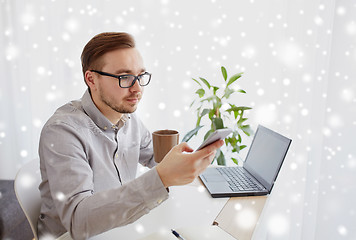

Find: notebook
199;125;292;198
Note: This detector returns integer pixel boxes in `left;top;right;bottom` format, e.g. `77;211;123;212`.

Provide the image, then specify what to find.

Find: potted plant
182;66;253;165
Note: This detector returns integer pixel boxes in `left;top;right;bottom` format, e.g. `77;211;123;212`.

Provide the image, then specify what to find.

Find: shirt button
157;199;163;204
104;126;107;130
115;153;119;158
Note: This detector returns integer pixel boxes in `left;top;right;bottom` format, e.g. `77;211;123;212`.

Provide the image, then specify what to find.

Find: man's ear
84;70;97;92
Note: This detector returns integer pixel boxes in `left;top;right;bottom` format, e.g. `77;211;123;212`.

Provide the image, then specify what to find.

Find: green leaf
226;106;252;113
212;117;224;130
217;151;226;165
189;99;196;108
226;72;243;87
196;88;205;98
231;157;239;165
226;104;238;118
237;117;248;125
192;78;202;87
239;145;247;151
201;95;218;104
237;89;246;94
241;125;253;136
222;88;234;99
196;115;202;127
199;77;211;89
226;108;237;119
212;86;219;95
221;66;227;81
181;125;204;142
208;109;215;119
201;108;210;117
203;129;214;140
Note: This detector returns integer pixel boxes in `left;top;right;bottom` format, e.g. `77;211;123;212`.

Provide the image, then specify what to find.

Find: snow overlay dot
235;208;257;229
135;223;145;233
337;225;348;236
56;192;65;201
20;150;28;158
158;102;166;110
268;214;289;236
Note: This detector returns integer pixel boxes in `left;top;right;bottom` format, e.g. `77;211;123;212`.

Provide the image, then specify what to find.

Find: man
38;32;223;240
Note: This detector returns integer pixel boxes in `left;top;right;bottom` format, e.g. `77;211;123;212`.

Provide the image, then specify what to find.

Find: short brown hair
81;32;135;84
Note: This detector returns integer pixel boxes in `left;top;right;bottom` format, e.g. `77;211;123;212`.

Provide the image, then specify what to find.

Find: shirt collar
82;89;130;131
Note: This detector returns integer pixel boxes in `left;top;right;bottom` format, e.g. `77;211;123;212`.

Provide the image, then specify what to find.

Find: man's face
89;48;146;121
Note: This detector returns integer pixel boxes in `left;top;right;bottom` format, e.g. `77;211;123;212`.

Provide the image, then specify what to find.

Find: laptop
199;125;292;198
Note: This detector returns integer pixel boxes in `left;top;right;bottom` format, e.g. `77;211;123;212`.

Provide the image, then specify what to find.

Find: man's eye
120;76;131;80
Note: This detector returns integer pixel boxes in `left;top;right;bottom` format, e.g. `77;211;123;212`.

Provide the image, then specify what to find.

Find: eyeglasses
90;70;151;88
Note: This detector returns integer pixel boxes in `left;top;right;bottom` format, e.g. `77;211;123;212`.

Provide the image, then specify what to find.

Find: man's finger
175;142;194;153
189;139;224;160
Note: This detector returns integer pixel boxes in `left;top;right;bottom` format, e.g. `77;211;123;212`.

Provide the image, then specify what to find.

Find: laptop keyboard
217;167;265;192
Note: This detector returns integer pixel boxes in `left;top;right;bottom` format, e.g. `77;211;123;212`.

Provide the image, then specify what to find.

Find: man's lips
126;95;141;103
126;98;139;103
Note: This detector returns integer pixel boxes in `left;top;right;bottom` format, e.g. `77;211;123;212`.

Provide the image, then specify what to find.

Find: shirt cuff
133;167;169;210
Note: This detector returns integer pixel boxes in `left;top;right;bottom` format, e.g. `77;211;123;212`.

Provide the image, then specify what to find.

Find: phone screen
196;129;232;151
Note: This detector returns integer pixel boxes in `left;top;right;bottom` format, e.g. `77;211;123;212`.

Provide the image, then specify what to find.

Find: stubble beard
99;89;140;114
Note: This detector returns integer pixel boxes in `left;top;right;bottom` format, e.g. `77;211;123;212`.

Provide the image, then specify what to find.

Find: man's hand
155;140;224;188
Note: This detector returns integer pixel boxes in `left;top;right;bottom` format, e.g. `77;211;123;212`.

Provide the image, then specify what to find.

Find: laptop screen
243;125;292;191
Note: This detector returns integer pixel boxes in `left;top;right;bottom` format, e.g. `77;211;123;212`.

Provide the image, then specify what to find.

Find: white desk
90;185;228;240
57;177;267;240
140;225;236;240
84;177;267;240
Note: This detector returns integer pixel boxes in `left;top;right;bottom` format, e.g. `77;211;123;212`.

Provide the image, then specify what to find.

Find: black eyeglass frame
90;70;151;88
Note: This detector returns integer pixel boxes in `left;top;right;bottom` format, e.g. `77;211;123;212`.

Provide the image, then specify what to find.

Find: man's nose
129;78;142;92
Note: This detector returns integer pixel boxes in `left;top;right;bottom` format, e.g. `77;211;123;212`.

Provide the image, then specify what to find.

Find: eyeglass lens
120;74;150;88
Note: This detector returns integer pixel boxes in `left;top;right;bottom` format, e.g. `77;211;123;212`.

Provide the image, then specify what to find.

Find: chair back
14;159;42;240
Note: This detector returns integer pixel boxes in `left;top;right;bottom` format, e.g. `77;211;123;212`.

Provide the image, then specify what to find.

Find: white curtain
1;0;355;238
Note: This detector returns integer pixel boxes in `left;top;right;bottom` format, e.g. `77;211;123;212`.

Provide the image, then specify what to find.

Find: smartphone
196;128;232;151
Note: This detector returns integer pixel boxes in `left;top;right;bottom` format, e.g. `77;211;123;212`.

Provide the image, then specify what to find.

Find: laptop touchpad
203;174;226;182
